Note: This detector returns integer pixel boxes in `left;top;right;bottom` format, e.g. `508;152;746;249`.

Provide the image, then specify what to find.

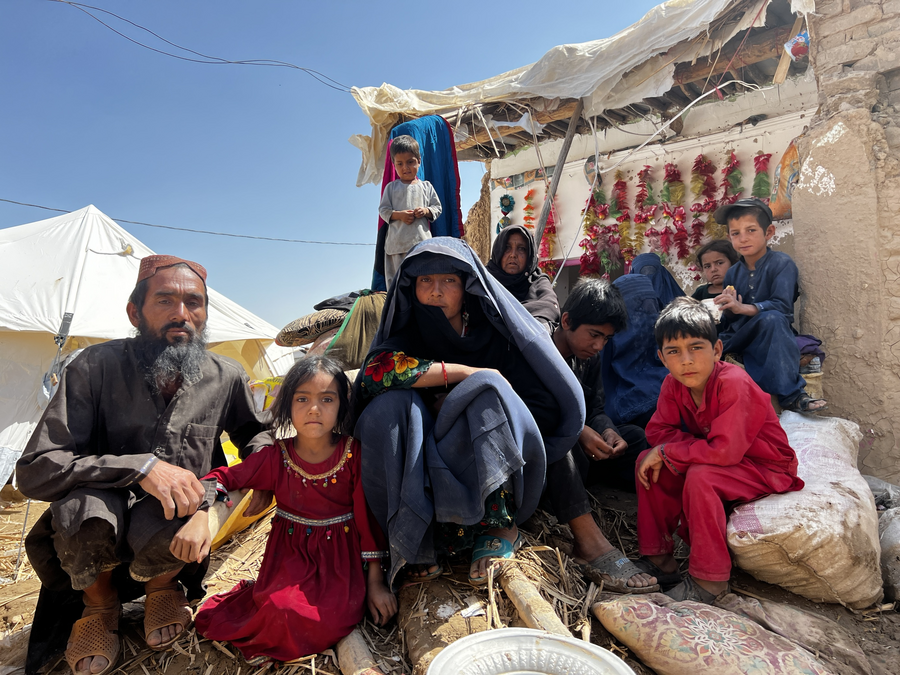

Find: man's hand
139;461;206;520
170;510;211;564
413;207;430;219
637;446;665;490
600;428;628;457
579;426;614;461
241;489;274;518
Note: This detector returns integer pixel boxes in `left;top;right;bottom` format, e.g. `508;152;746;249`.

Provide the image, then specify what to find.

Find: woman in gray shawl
354;238;583;587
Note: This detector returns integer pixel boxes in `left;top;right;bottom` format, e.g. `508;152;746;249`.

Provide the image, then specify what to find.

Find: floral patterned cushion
592;594;833;675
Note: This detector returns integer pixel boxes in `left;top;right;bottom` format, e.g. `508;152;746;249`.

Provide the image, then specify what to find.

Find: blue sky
1;0;662;331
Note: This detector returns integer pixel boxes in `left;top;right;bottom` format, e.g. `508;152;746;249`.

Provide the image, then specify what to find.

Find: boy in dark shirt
713;198;826;413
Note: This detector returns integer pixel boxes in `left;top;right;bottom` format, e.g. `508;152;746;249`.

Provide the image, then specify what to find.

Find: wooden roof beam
456;100;581;151
673;24;795;86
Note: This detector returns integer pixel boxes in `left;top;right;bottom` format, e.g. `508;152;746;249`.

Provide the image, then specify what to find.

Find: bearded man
16;255;271;675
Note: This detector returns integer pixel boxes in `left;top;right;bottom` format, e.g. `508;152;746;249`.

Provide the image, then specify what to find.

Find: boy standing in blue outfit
713;198;826;413
378;135;442;289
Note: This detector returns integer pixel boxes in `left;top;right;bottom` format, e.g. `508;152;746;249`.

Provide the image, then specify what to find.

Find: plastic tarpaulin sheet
0;205;295;485
350;0;771;186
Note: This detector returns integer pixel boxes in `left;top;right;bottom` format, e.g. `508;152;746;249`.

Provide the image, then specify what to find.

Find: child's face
700;251;732;288
658;335;723;398
392;152;420;183
560;313;616;361
291;371;341;441
728;214;775;265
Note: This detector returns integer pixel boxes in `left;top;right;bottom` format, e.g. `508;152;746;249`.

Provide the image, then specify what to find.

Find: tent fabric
350;0;770;186
0;205;295;485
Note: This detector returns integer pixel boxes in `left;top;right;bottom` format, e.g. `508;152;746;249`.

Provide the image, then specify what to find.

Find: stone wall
793;0;900;480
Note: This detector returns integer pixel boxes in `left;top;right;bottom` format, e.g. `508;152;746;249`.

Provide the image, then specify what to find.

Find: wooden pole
535;98;584;248
336;628;385;675
773;16;804;85
500;567;572;637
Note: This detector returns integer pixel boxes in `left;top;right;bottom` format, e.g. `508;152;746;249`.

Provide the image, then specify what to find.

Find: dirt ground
1;485;898;675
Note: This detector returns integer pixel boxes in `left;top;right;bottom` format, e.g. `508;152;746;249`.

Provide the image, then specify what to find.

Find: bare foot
469;525;518;583
408;563;441;579
570;514;656;588
145;623;183;648
75;654;109;675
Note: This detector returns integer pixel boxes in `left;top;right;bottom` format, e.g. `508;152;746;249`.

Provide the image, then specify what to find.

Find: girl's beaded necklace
277;436;352;488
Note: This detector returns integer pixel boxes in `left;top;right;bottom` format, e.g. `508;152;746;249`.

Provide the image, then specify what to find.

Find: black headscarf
486;225;560;330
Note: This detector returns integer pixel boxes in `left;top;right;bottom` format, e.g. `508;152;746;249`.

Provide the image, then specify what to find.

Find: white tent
0;205;296;484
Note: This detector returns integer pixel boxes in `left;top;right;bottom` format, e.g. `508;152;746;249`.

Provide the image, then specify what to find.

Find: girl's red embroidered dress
195;436;387;663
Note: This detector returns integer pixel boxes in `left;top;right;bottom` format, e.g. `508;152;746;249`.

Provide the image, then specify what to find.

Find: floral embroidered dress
195;436;387;664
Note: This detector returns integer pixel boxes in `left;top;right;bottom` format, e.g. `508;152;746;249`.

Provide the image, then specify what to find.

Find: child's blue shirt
721;248;799;331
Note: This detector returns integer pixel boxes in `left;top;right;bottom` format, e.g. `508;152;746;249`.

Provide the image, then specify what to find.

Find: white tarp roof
350;0;770;186
0;205;295;484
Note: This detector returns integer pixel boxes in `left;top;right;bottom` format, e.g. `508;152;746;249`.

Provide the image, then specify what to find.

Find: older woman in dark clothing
486;225;560;332
354;238;583;587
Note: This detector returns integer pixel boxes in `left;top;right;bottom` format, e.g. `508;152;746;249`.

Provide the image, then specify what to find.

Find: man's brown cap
137;255;208;284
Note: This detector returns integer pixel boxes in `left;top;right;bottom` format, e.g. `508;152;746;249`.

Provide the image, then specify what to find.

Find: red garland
539;207;560;276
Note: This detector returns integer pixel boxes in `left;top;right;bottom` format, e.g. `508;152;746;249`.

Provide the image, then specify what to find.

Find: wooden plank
673;24;795;86
774;16;804;85
455;100;581;151
500;567;571;636
534;98;584;246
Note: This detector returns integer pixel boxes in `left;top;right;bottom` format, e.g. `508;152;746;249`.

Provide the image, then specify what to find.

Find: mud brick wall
792;0;900;480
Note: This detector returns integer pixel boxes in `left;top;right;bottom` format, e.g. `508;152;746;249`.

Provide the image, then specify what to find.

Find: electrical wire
0;198;375;246
47;0;352;93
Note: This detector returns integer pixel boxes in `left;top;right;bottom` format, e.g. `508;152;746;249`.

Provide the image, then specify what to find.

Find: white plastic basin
426;628;636;675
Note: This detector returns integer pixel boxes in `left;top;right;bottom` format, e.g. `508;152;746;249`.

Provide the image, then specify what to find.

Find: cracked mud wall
793;0;900;480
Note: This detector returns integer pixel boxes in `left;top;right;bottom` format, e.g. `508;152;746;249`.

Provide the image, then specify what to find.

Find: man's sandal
405;562;444;583
65;607;121;675
144;586;193;652
664;575;729;605
782;393;827;414
468;533;523;586
575;548;660;594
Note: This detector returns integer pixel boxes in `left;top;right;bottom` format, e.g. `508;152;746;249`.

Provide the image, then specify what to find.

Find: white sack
878;508;900;601
726;411;883;609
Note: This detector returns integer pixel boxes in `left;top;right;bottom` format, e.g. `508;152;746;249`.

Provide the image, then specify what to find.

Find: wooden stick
773;16;804;85
500;566;571;637
534;98;584;247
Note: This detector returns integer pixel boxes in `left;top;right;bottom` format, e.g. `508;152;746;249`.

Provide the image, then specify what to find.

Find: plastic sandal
468;532;523;586
575;548;660;594
65;609;121;675
144;587;193;651
634;557;683;590
782;393;827;414
664;575;728;605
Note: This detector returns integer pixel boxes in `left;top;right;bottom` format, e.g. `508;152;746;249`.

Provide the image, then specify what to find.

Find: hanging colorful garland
752;153;772;202
634;165;657;253
658;163;685;256
522;189;537;229
688;154;717;252
579;184;608;276
496;193;515;233
611;170;635;270
538;202;560;277
706;151;743;241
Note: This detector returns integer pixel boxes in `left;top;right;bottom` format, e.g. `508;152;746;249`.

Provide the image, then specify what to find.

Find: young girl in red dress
195;356;396;665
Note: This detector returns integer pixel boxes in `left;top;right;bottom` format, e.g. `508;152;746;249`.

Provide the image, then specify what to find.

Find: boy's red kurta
638;361;803;580
195;436;387;664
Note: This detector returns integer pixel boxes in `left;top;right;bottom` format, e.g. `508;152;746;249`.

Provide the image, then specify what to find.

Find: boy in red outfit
636;297;804;603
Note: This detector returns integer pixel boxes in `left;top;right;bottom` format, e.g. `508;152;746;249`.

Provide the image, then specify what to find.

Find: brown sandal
65;609;121;675
144;587;193;651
